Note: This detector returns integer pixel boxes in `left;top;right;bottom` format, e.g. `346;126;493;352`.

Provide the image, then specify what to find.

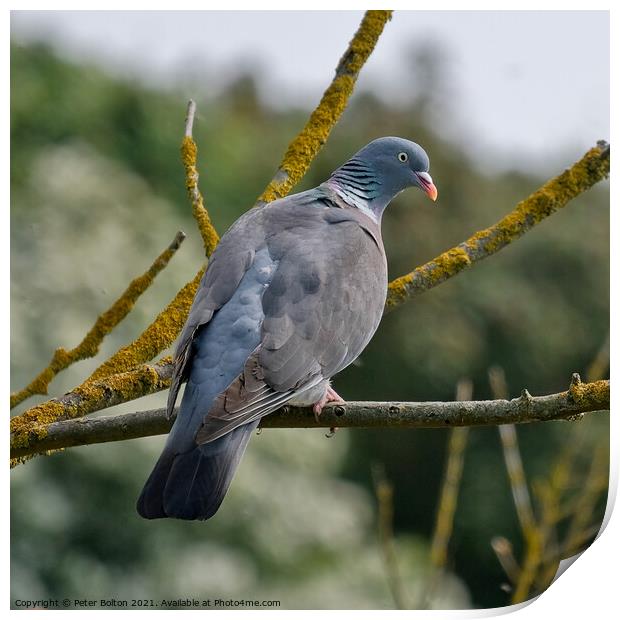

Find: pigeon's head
327;136;437;221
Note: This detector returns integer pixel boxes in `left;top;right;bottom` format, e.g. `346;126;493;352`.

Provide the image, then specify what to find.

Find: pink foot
313;386;345;436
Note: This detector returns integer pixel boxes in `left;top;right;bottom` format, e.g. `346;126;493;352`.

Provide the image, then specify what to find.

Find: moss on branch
86;269;204;381
181;99;220;256
256;10;393;206
10;357;174;465
386;142;610;310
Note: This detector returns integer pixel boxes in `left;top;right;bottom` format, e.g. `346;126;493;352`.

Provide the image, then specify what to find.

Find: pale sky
10;10;610;174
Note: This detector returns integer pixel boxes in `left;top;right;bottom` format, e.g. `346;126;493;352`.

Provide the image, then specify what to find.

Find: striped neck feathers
326;157;385;222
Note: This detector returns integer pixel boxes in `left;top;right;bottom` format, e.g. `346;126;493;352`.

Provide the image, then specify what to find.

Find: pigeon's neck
325;157;393;222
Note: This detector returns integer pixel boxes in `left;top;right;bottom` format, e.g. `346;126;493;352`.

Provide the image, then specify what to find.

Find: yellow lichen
257;10;392;205
88;269;203;381
10;232;185;409
181;135;220;256
568;378;609;409
386;143;609;311
10;357;174;455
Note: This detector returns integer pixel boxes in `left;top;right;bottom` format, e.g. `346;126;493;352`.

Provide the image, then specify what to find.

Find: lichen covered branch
386;142;610;310
10;231;186;409
10;358;174;465
10;376;609;461
256;10;393;206
181;99;220;256
86;268;204;382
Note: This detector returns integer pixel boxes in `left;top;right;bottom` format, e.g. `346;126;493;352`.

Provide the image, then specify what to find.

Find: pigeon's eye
398;152;408;162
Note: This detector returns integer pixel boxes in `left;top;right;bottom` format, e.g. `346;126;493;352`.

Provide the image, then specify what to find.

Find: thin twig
10;378;609;462
372;463;407;609
424;379;471;608
491;536;521;585
489;367;537;535
488;366;541;604
563;442;608;557
184;98;196;138
180;99;220;256
10;232;186;409
586;332;610;382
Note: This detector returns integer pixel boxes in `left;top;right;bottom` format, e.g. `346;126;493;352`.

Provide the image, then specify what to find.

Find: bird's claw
313;385;345;425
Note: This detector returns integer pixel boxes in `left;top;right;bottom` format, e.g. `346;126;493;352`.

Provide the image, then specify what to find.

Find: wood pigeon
137;137;437;520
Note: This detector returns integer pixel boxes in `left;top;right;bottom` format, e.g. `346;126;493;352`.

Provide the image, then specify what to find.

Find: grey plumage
137;137;437;521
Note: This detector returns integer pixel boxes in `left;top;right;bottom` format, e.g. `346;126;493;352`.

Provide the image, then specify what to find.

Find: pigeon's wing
166;208;265;417
196;200;388;444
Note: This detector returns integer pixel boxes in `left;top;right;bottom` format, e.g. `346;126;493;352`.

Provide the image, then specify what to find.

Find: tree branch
85;268;204;382
424;379;472;608
429;380;471;570
489;366;537;536
386;141;610;310
9;231;185;409
10;377;609;461
255;10;393;206
180;99;220;256
372;464;407;609
10;358;174;464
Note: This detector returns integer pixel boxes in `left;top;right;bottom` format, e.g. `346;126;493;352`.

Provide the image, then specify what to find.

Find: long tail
136;420;258;520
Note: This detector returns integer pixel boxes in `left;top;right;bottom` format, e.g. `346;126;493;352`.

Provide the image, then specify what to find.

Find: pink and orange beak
416;171;438;202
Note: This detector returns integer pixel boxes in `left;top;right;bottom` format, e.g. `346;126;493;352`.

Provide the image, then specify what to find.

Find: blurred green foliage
10;41;608;609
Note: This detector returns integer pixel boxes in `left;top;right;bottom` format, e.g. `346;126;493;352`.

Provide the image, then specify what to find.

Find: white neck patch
328;182;379;223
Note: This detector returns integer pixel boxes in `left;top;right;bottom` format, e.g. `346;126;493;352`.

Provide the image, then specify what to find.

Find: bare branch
10;231;185;409
180;99;220;256
10;378;609;461
489;367;537;535
372;464;407;609
424;379;471;608
255;10;393;206
184;98;196;138
491;537;521;585
586;331;610;382
563;441;608;557
429;380;471;569
386;142;610;311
